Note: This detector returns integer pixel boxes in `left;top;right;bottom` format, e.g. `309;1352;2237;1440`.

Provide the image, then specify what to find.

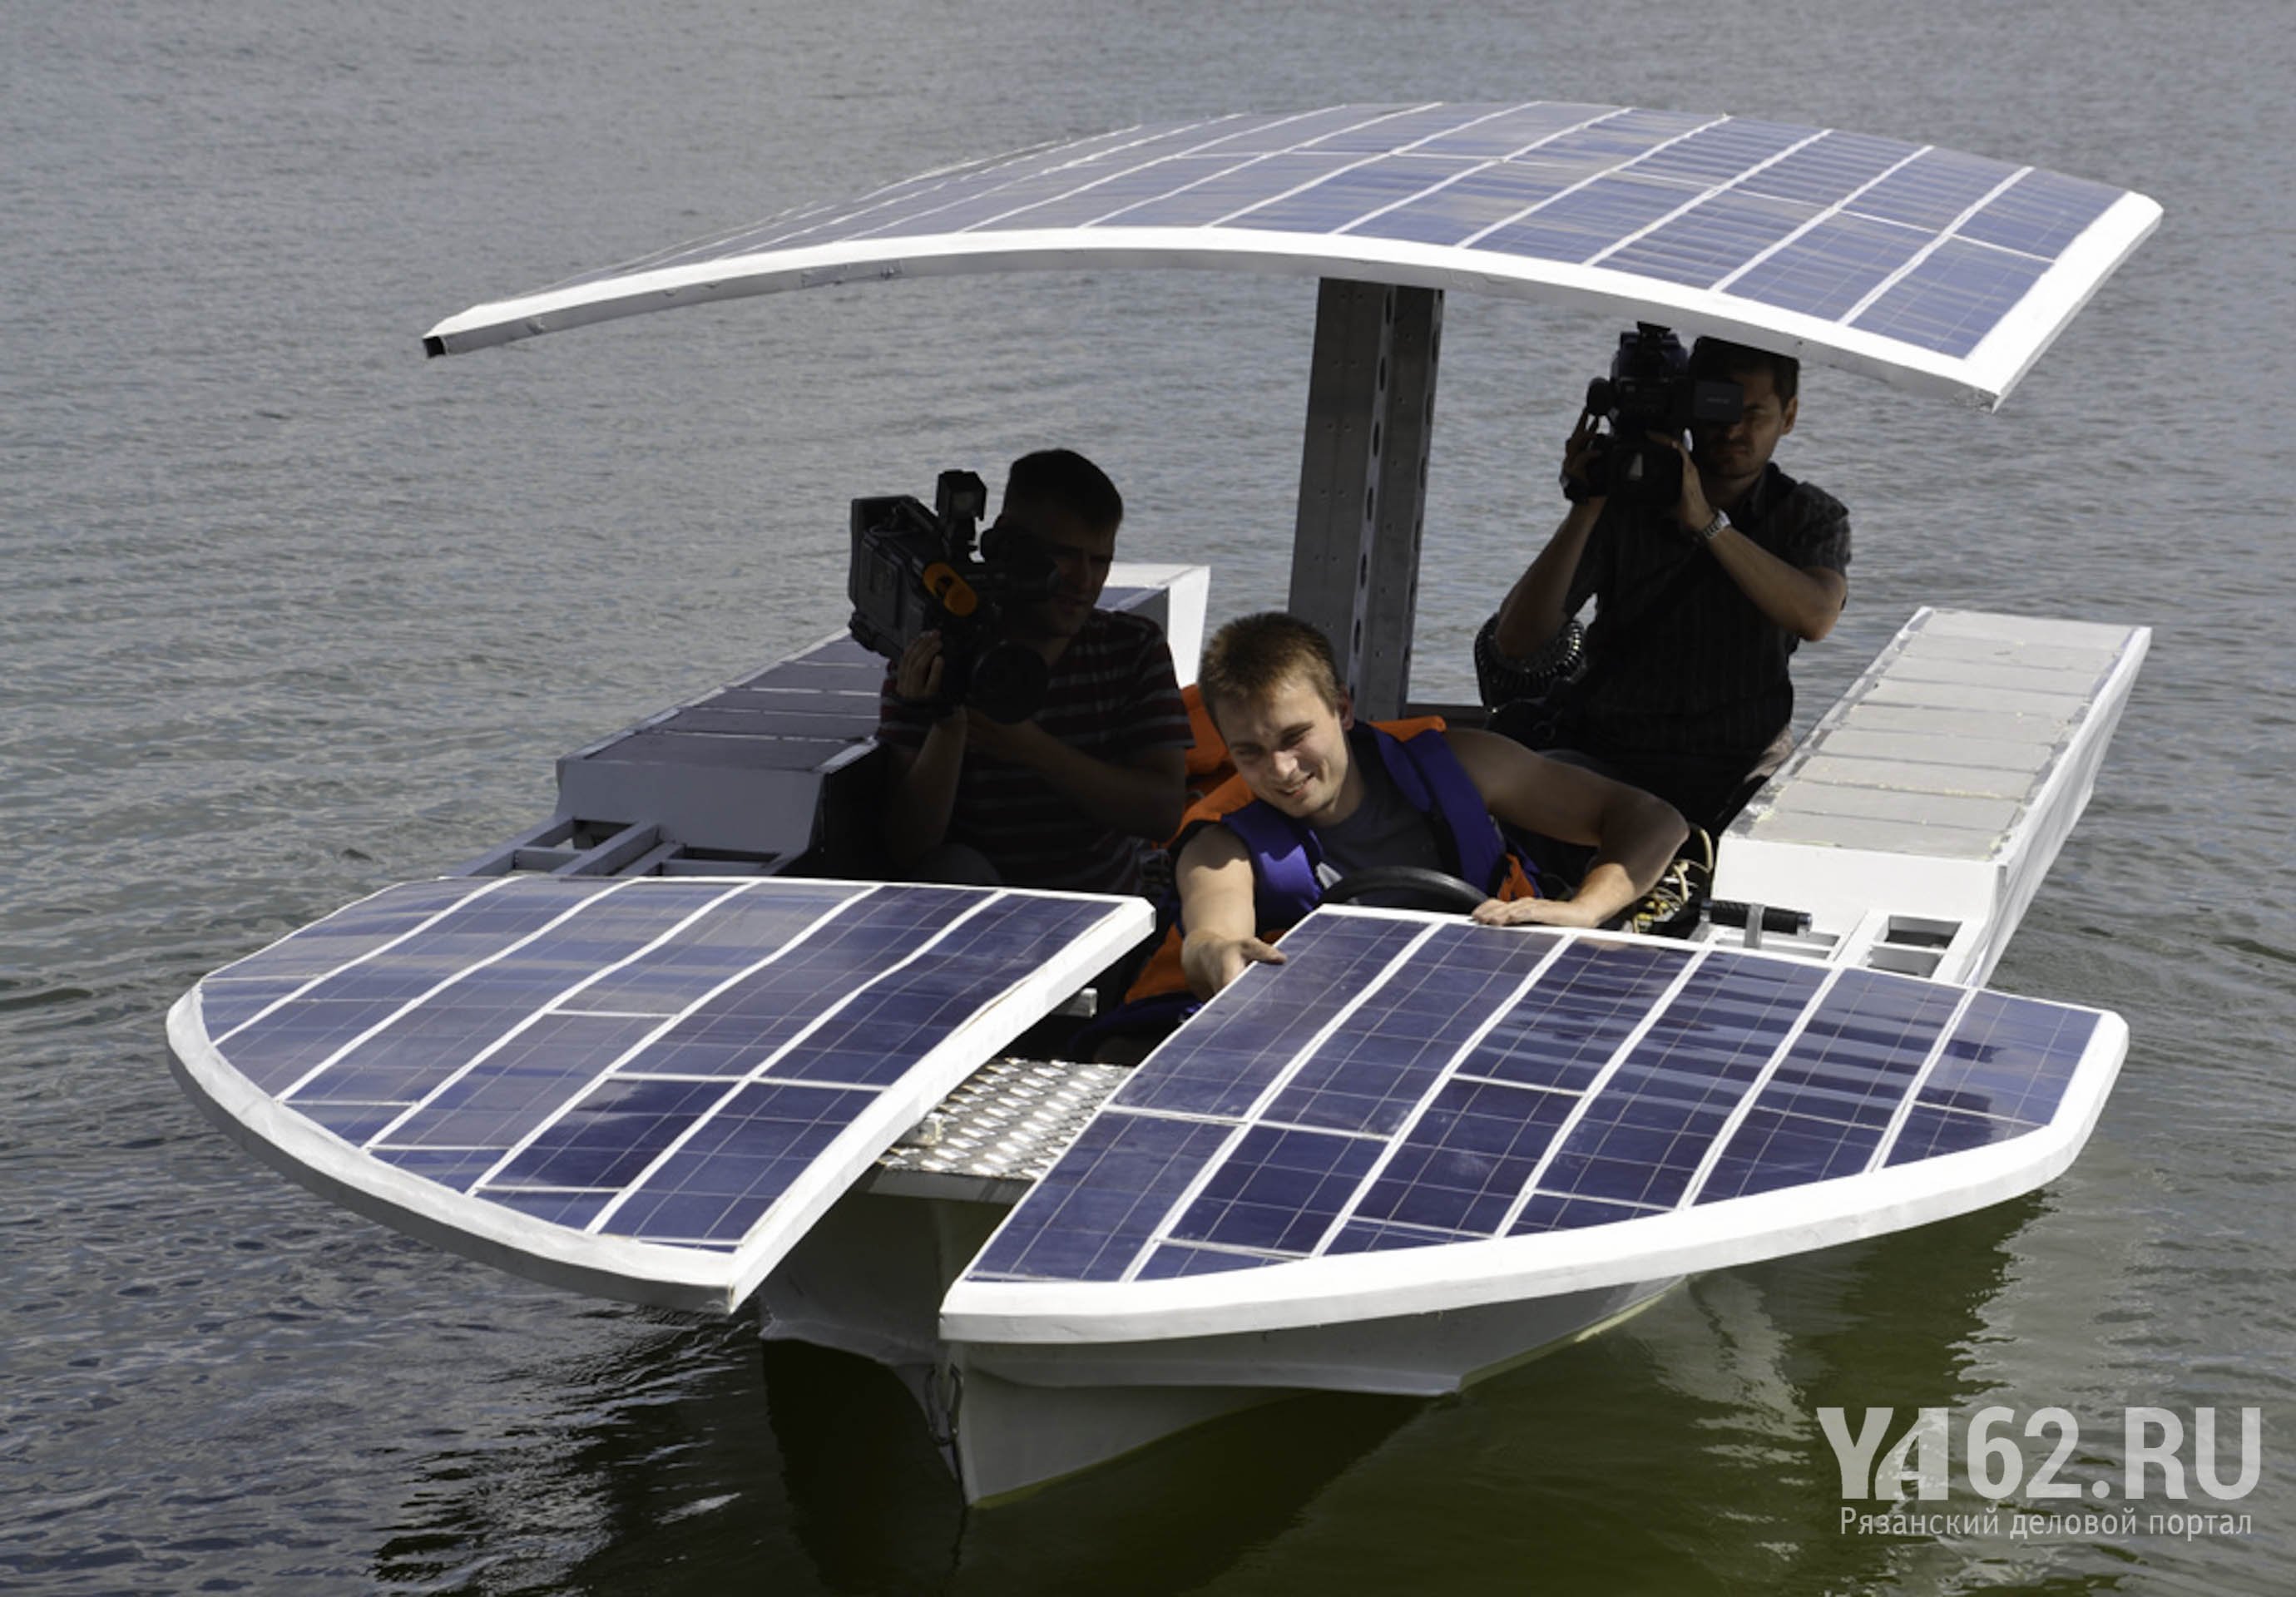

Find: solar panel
423;102;2160;407
941;908;2125;1343
169;876;1151;1310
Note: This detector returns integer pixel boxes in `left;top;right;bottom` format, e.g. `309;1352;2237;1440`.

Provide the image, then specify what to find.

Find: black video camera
847;470;1056;724
1571;324;1744;508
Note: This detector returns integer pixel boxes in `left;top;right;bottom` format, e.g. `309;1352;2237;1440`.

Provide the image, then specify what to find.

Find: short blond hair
1197;612;1344;733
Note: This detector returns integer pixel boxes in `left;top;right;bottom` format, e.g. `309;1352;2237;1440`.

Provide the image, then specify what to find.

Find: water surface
5;2;2293;1591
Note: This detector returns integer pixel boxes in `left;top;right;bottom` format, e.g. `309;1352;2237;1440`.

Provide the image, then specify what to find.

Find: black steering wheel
1318;866;1489;913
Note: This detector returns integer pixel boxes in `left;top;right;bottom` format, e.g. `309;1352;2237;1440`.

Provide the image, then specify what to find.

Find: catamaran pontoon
169;104;2159;1502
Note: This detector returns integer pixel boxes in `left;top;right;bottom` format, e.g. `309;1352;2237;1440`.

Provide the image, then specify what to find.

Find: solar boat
170;105;2159;1503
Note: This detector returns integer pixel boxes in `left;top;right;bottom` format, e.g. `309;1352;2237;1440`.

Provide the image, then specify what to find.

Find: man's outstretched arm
1445;728;1686;929
1173;825;1285;999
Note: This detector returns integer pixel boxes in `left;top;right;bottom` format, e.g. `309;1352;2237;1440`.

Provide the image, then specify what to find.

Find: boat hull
755;1184;1677;1502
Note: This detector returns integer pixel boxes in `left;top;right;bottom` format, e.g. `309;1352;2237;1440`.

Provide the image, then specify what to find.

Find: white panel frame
168;878;1152;1315
937;922;2127;1346
423;197;2161;410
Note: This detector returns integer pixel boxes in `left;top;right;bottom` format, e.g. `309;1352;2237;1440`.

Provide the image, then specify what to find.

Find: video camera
847;469;1056;724
1571;324;1744;508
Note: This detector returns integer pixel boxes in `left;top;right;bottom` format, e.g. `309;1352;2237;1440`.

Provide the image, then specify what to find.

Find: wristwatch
1694;510;1726;544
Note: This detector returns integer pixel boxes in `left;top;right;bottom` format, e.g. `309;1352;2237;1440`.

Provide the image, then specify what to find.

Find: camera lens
969;642;1051;724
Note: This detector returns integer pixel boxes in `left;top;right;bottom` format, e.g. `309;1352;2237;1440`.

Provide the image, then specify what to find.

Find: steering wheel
1318;866;1489;913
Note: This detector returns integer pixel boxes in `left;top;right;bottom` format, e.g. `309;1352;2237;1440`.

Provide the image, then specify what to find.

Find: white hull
757;1185;1677;1502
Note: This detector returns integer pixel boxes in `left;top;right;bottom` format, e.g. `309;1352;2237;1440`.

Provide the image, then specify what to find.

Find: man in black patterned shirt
878;450;1190;896
1478;338;1851;832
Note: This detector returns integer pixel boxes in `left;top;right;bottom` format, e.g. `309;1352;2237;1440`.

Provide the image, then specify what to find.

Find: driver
1142;611;1685;1005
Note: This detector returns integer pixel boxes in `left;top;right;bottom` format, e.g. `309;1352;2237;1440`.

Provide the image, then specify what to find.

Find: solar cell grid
988;162;1230;230
1693;971;1966;1201
485;1075;731;1193
602;1080;879;1243
1111;914;1427;1119
1960;169;2119;257
1325;1215;1482;1253
1600;188;1819;289
1238;156;1475;235
967;1110;1236;1283
1725;211;1932;319
1848;147;2021;231
204;879;497;986
215;885;616;1075
1852;240;2051;358
1739;131;1921;207
1264;926;1557;1135
1698;1104;1880;1199
1754;1056;1911;1128
957;919;2116;1301
437;101;2154;398
1472;174;1706;264
374;1012;666;1151
297;1103;409;1143
196;977;328;1037
1536;106;1715;163
1508;1190;1663;1236
1453;940;1690;1093
486;1189;614;1229
1917;990;2093;1125
614;887;967;1075
1629;118;1818;187
1351;1077;1578;1236
1886;1103;2028;1164
1535;1087;1735;1210
1304;102;1509;153
1137;1243;1282;1279
1101;153;1366;229
1348;166;1578;247
373;1146;505;1190
1213;105;1433;155
188;877;1150;1298
770;896;1114;1086
1402;101;1616;157
284;898;784;1104
1169;1125;1383;1254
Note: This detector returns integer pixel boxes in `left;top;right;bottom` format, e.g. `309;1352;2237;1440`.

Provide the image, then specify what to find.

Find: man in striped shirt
1479;338;1851;832
877;450;1190;897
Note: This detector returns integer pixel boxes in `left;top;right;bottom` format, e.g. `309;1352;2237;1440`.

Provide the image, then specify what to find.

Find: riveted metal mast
1289;279;1442;720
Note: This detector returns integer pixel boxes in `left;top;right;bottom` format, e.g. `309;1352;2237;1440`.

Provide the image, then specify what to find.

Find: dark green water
7;1;2293;1590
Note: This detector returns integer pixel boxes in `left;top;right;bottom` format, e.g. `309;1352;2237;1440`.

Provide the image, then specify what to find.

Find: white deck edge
423;196;2161;409
169;879;1151;1316
936;1003;2126;1345
1715;609;2151;986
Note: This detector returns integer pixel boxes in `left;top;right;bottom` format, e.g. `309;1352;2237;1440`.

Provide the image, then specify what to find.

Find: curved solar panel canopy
167;875;1150;1314
423;102;2159;408
938;911;2126;1346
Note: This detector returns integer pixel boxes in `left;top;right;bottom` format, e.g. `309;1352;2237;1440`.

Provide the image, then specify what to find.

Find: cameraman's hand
1560;410;1606;503
1653;432;1715;535
962;709;1046;762
894;632;957;718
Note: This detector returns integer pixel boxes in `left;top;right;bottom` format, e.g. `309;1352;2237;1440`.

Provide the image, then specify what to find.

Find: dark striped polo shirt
1556;463;1849;763
877;610;1191;895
